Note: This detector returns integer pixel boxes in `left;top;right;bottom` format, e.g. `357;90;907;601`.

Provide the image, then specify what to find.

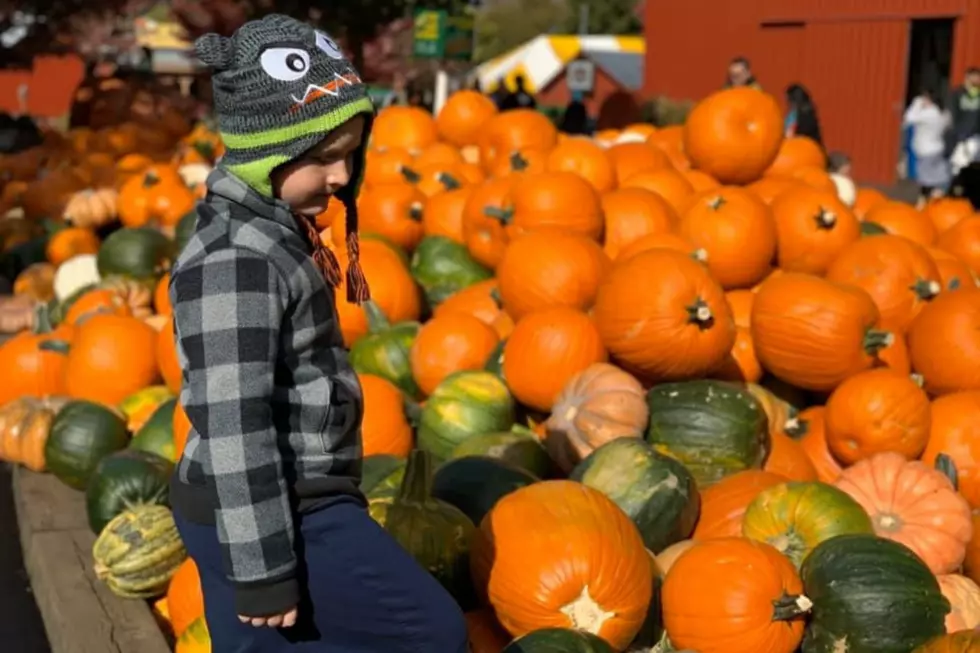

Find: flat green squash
502;628;615;652
418;370;515;461
96;227;173;282
448;425;551;477
410;236;493;307
800;534;948;653
570;438;699;554
130;398;177;462
86;449;173;534
645;379;769;488
360;454;406;500
484;339;506;378
742;481;873;568
349;301;420;398
45;400;129;490
431;456;538;525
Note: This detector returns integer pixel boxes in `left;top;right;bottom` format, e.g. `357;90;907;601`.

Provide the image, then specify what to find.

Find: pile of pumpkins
0;83;979;653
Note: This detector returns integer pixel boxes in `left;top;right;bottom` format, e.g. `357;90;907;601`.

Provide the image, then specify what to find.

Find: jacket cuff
233;572;299;618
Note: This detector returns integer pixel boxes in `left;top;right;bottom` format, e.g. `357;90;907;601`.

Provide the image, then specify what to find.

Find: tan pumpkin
99;277;155;320
938;573;980;632
654;539;694;574
62;187;119;228
835;452;973;574
542;363;649;473
0;396;69;472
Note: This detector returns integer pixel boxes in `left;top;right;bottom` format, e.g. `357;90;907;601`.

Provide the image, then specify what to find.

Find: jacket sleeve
171;245;298;618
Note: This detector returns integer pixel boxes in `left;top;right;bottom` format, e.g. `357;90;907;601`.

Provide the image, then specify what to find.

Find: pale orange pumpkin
541;363;649;473
358;373;413;458
470;480;653;649
938;573;980;632
835;452;973;574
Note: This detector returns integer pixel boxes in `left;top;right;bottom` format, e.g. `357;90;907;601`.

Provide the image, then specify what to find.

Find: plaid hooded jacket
169;168;365;617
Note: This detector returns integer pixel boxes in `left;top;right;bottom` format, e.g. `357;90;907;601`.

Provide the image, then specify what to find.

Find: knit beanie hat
195;14;373;303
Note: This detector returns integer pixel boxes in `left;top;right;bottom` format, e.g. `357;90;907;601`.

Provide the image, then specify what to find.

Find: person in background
904;87;952;204
950;67;980;151
784;84;824;146
499;74;536;111
725;56;761;90
827;151;852;178
489;79;509;108
559;91;590;135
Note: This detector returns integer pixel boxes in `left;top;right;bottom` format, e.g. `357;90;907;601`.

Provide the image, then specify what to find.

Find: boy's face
271;116;365;216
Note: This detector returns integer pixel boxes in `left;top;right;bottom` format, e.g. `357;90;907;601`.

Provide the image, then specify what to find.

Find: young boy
169;15;468;652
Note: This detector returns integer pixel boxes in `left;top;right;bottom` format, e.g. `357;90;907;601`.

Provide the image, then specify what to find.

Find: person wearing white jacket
904;89;952;204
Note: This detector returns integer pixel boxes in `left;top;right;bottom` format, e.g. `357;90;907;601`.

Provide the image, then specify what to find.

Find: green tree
561;0;642;35
473;0;568;63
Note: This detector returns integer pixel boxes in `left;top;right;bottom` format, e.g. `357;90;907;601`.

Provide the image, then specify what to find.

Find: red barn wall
0;54;85;120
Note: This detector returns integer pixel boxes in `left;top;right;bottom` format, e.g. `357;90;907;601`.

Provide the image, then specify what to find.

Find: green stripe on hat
220;96;374;151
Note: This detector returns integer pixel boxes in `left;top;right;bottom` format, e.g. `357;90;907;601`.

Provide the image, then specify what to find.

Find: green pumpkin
48;282;97;325
173;211;197;255
742;481;873;568
130;398;177;462
860;221;888;237
448;425;551;477
645;380;769;488
45;400;130;490
484;338;506;378
382;449;476;606
502;628;615;652
629;551;665;649
431;456;537;525
800;534;948;653
418;370;516;461
96;227;173;282
349;301;420;397
85;449;173;534
571;439;700;554
359;454;406;500
410;236;493;308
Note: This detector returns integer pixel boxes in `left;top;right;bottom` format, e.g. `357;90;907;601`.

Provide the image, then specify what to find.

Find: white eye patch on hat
315;31;343;59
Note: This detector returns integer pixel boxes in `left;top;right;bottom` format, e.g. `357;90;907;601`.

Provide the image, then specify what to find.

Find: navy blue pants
174;499;468;652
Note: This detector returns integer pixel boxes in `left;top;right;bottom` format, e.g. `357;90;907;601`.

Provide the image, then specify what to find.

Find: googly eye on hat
315;31;344;59
260;47;312;81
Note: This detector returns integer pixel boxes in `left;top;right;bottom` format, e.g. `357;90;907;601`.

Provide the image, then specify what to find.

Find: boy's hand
239;607;298;628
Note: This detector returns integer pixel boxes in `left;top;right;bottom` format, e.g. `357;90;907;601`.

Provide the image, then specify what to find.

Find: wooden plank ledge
13;466;171;653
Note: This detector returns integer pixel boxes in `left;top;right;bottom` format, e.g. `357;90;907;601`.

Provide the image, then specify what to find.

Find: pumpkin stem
707;195;726;210
910;278;941;300
936;453;960;491
33;303;54;334
509;151;529;171
488;286;503;307
862;328;893;355
437;172;461;190
398;449;433;503
483;205;514;224
692;248;709;263
685;299;714;329
408;202;424;222
362;300;391;333
400;166;422;184
38;339;71;355
910;373;925;388
142;170;160;188
814;208;837;230
402;396;422;428
772;593;813;621
782;415;810;439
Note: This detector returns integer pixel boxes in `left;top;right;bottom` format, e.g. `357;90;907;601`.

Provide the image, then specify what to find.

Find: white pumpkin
177;163;212;190
830;173;856;207
53;253;101;302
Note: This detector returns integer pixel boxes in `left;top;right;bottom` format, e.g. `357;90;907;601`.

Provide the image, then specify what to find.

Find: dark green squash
484;338;506;378
448;425;551;477
349;301;420;398
800;534;948;653
382;449;476;607
645;380;769;488
410;236;493;308
570;439;699;554
130;398;176;462
431;456;537;525
173;210;197;255
859;221;888;237
96;227;173;282
85;449;173;534
45;400;130;490
502;628;615;652
48;282;97;325
359;454;406;500
417;370;516;461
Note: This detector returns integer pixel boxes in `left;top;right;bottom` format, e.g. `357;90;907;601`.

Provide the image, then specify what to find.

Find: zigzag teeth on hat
290;72;358;106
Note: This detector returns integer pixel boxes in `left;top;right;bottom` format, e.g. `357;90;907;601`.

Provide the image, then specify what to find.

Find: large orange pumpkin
693;470;788;540
65;313;160;405
358;373;413;458
906;288;980;395
925;197;975;235
927;247;977;292
621;168;696;214
770;185;860;274
470;481;652;649
0;316;73;404
166;558;204;638
600;187;677;259
593;249;735;382
409;313;499;397
606;142;671;187
435;90;498;147
921;391;980;509
357;183;426;252
662;538;808;653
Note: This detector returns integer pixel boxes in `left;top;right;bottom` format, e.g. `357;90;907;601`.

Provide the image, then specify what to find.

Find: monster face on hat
195;14;375;197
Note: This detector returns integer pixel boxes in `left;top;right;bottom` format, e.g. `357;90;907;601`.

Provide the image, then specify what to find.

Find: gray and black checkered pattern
169;168;364;617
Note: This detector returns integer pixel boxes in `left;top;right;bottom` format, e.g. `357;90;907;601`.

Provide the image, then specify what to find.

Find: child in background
168;14;467;652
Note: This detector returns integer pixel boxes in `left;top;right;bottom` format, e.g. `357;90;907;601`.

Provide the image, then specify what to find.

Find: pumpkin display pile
1;84;980;653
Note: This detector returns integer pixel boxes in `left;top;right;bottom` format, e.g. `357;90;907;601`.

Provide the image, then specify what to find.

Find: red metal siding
760;0;966;22
0;54;84;119
752;24;806;110
538;65;635;117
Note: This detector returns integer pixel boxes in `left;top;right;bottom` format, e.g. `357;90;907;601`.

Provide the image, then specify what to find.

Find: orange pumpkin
683;88;784;185
921;391;980;509
616;231;706;262
593;249;735;382
677;187;777;289
166;558;204;638
45;227;100;266
364;147;416;188
154;273;172;315
621;167;696;214
765;135;827;177
542;363;649;473
764;427;818;482
409;313;499;397
600;188;678;259
925;197;975;235
873;321;912;375
788;165;837;193
63;287;133;326
173;401;191;459
825;235;942;332
927;247;977;292
906;288;980;395
683;169;721;192
357;183;426;252
787;407;842;484
964;512;980;588
460;176;518;268
693;470;788;540
865;201;937;246
488;149;547;179
477;109;558;173
470;480;652;649
372;105;438;154
937;216;980;277
0;316;73;404
714;325;764;383
64;313;161;406
358;373;413;458
545;138;616;193
835;452;973;575
770;185;860;274
747;176;800;205
156;315;181;394
436;91;498;147
853;187;889;220
117;165;195;228
12;263;55;303
432;279;514;339
751;273;890;391
422;184;471;244
502;308;607;413
607;142;671;186
662;538;808;653
496;229;610;320
0;396;67;472
938;573;980;632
